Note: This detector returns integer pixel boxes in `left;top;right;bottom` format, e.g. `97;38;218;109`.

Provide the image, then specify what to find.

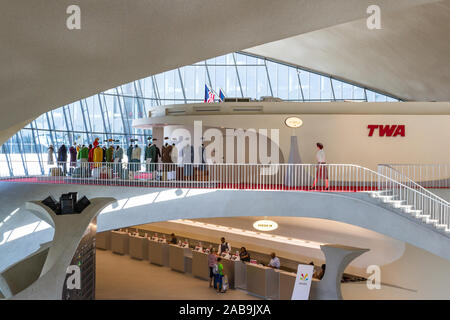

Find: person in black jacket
169;233;177;245
57;144;68;175
239;247;250;262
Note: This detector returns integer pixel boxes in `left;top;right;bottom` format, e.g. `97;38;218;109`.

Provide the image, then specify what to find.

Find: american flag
205;84;216;103
207;90;215;103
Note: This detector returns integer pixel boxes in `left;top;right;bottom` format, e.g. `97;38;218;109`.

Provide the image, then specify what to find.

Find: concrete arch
10;197;115;299
0;181;448;266
96;188;450;261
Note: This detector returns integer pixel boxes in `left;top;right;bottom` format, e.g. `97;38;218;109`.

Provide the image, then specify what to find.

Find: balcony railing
379;164;450;189
0;161;448;231
0;161;380;191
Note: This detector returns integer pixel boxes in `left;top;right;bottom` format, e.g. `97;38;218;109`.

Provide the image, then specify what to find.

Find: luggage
50;167;63;176
72;167;82;178
222;275;229;292
121;169;129;180
100;167;112;179
92;167;101;179
194;168;209;181
167;171;175;181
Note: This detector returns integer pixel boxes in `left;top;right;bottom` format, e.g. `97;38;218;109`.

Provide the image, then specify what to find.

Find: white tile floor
95;249;261;300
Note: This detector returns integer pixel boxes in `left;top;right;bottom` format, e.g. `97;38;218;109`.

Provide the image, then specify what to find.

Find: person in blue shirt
268;252;280;269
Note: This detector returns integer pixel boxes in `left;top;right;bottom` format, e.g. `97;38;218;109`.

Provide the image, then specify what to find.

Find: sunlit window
0;52;400;177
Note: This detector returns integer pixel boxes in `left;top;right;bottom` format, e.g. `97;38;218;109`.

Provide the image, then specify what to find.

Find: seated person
239;247;251;262
268;252;280;269
169;233;177;244
317;264;326;280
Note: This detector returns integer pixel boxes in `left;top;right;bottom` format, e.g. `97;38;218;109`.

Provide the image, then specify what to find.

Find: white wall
165;114;450;171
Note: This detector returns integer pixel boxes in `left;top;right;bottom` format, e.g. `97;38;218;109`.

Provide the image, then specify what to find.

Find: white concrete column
310;244;369;300
11;197;115;300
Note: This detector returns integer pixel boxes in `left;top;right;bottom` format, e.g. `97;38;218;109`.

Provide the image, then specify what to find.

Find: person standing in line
127;144;133;163
268;252;280;269
161;141;173;180
218;237;231;255
69;143;77;173
148;140;161;178
102;146;107;163
47;145;55;165
214;257;225;293
106;145;114;162
78;145;89;177
208;248;218;288
170;142;179;180
144;143;152;172
57;144;68;175
114;145;123;163
311;142;329;190
88;144;94;163
131;144;142;172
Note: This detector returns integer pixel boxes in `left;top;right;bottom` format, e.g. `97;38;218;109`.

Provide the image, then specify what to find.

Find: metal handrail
378;164;450;189
378;164;450;206
0;161;448;230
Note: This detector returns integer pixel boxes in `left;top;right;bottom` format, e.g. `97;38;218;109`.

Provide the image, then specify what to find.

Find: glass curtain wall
0;52;400;176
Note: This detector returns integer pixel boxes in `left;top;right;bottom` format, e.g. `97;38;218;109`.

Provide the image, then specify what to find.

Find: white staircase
370;165;450;234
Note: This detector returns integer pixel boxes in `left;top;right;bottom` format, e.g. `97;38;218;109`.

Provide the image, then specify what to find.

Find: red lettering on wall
378;125;397;137
367;125;378;137
394;125;405;137
368;125;406;137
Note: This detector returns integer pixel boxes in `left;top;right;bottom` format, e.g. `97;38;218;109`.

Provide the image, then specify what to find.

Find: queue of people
47;139;125;176
117;230;327;296
45;137;206;181
204;237;288;293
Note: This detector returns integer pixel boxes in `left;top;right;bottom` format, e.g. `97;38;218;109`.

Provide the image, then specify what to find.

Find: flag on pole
219;89;226;102
204;84;209;102
204;84;216;103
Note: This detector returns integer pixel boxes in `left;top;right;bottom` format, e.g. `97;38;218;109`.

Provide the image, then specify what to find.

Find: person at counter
268;252;280;269
317;264;326;280
208;248;218;288
169;233;177;245
239;247;250;262
218;237;231;255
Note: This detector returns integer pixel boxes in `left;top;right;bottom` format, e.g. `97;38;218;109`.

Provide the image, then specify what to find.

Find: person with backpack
208;248;218;288
214;257;225;293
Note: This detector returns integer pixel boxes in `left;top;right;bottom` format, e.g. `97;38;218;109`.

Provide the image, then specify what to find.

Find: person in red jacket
88;144;95;168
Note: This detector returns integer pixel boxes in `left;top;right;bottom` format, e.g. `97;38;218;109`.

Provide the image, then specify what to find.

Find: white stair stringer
370;190;450;234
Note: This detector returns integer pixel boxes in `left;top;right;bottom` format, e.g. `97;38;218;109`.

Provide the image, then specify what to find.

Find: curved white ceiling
246;0;450;102
0;0;436;144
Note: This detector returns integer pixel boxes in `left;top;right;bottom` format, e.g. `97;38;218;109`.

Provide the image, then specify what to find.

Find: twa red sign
368;125;405;137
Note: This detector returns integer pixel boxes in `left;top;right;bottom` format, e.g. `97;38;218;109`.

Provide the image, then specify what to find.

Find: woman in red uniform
311;142;329;190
